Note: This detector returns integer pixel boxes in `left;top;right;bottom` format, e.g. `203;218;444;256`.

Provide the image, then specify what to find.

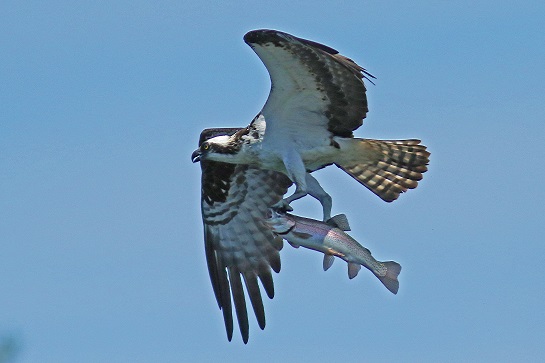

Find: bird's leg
273;173;333;221
271;150;332;221
304;173;332;221
271;199;293;213
272;148;308;213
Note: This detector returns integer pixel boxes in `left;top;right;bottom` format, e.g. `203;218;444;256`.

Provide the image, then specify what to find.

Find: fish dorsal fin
348;263;361;279
323;254;335;271
326;214;351;231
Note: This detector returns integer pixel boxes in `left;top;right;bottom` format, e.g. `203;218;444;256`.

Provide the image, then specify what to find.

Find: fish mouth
268;222;294;235
191;149;201;163
264;208;294;234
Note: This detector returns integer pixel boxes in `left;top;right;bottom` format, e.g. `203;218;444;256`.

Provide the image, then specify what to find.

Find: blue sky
1;1;544;362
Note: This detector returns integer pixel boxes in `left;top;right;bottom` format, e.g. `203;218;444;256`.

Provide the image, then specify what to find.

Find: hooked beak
191;149;201;163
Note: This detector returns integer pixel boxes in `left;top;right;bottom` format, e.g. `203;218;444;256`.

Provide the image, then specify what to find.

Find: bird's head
191;135;239;163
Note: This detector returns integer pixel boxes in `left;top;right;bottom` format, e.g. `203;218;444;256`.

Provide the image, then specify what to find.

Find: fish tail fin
376;261;402;294
336;138;429;202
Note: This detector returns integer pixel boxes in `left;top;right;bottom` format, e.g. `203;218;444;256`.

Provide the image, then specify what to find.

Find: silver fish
264;209;401;294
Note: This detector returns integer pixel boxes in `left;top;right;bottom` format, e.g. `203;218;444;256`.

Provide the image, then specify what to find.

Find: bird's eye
202;143;210;151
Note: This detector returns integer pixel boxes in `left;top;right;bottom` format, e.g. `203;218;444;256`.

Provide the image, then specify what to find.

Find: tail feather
376;261;402;294
336;139;430;202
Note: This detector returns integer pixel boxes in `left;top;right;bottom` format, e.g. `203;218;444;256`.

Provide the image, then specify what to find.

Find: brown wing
244;29;375;138
198;129;292;343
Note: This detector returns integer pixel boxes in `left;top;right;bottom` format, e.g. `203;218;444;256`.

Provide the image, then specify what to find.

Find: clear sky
1;1;545;362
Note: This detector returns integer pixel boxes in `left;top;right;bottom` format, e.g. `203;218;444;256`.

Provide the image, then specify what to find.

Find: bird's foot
271;199;293;214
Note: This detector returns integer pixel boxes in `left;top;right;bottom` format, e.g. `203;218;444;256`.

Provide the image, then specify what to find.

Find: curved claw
271;199;293;213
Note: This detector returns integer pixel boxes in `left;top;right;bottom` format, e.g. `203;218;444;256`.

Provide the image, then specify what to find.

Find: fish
264;209;401;294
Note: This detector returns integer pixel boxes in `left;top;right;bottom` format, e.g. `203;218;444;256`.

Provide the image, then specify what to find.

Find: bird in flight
192;29;430;343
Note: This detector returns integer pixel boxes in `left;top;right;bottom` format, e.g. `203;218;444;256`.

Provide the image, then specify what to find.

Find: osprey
192;29;430;343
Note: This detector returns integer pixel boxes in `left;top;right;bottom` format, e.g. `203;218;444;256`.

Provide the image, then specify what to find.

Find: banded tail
336;139;430;203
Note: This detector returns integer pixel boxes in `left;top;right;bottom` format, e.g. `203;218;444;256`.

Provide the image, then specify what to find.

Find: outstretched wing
244;29;374;139
198;128;292;343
